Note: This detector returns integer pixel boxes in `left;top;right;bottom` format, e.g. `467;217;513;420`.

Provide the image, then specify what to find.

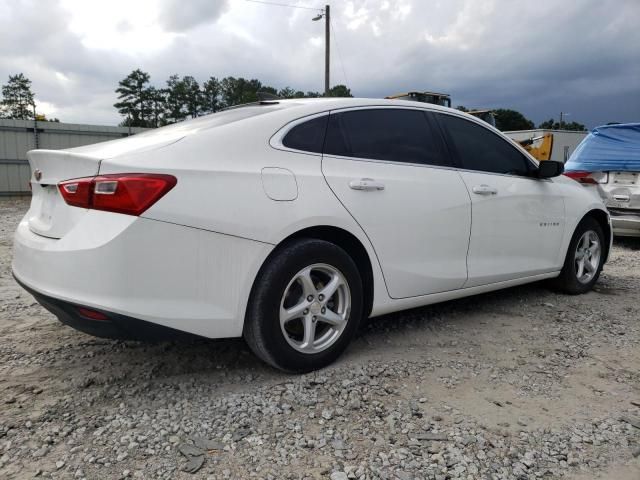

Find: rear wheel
243;238;363;373
550;217;605;294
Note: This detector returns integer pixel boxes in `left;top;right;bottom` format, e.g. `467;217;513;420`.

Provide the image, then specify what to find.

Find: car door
321;107;471;299
435;112;566;287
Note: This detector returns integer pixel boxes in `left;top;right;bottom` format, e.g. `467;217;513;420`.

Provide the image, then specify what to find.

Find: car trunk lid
27;150;101;239
603;171;640;210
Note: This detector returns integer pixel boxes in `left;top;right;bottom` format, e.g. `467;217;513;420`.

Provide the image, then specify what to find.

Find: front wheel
550;217;605;294
243;238;363;373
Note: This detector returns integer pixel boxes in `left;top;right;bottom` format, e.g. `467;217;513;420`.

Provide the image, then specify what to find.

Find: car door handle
472;184;498;195
349;178;385;191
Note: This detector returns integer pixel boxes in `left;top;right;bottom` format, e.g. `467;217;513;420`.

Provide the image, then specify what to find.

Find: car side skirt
370;271;560;318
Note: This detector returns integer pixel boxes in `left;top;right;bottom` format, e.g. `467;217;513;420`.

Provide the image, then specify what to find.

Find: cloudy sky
1;0;639;128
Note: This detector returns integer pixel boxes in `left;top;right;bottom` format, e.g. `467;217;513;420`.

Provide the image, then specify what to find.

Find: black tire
549;216;605;294
243;238;363;373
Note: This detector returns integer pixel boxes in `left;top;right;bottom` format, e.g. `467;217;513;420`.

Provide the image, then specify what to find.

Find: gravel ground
1;197;639;480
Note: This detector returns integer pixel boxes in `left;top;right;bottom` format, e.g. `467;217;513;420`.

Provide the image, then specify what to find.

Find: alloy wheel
279;263;351;354
574;230;601;284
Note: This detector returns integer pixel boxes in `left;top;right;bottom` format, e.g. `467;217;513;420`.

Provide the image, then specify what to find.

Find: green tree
456;105;469;112
201;77;224;114
164;75;202;122
220;77;263;106
259;85;278;95
144;86;167;128
114;69;152;127
563;121;587;131
493;108;534;131
1;73;35;119
327;84;352;97
164;74;184;123
182;76;201;118
538;118;587;131
278;87;296;99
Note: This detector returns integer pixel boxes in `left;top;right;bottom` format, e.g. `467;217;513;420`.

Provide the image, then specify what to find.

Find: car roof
274;97;455;113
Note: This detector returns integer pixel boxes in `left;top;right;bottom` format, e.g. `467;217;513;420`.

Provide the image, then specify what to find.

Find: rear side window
324;109;450;166
282;115;328;153
437;114;533;176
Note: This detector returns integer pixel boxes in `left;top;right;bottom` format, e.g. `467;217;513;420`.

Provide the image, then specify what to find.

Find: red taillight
563;171;609;185
564;171;596;184
59;178;94;208
58;173;177;216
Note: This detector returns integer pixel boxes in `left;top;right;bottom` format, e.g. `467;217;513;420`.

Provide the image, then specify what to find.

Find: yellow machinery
517;134;554;161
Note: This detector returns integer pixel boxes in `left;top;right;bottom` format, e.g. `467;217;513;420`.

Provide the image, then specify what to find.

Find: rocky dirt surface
0;197;639;480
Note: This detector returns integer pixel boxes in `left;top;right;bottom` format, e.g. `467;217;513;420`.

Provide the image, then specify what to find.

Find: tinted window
282;115;328;153
438;114;532;175
324;109;449;166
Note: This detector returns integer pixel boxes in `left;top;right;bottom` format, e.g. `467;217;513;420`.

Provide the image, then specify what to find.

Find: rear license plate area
38;185;59;224
612;172;638;185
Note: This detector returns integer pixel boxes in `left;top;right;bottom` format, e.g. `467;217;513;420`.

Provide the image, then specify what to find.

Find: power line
330;19;349;87
244;0;322;12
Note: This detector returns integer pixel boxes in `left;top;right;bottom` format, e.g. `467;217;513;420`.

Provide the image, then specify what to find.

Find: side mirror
537;160;564;178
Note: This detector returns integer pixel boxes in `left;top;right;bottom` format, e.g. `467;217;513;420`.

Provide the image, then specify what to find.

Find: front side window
437;114;533;176
324;108;450;166
282;115;328;153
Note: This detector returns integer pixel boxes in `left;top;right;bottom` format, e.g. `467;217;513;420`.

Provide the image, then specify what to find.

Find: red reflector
58;173;177;216
563;171;597;184
77;307;109;321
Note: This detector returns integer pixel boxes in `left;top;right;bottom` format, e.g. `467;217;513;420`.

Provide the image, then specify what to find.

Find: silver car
600;171;640;236
565;124;640;237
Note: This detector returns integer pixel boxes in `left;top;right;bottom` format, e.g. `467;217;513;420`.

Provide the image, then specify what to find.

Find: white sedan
13;98;611;372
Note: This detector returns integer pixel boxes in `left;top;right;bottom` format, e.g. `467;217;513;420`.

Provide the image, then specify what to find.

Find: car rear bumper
610;210;640;237
12;210;272;339
14;275;191;340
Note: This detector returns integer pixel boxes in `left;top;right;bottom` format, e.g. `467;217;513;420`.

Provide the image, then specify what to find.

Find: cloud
157;0;229;32
0;0;638;127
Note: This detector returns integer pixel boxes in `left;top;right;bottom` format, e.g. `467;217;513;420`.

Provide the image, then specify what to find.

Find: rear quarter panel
98;111;391;320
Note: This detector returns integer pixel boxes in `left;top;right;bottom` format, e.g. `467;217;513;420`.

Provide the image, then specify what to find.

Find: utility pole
312;4;331;96
559;112;570;130
324;4;330;96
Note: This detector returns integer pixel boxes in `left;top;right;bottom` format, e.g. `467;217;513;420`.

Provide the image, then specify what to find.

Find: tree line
457;106;587;132
114;69;352;128
0;72;591;132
